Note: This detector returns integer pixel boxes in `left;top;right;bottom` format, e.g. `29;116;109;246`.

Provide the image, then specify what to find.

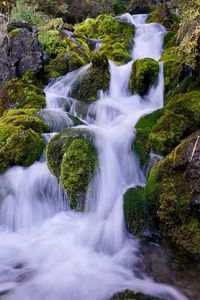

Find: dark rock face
0;20;44;86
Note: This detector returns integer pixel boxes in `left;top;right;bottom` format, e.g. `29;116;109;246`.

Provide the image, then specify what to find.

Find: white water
0;15;187;300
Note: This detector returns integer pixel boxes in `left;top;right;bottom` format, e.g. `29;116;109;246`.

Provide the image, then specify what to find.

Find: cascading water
0;14;187;300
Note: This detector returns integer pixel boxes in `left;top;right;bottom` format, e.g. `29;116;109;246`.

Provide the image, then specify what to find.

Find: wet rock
146;130;200;256
0;20;44;86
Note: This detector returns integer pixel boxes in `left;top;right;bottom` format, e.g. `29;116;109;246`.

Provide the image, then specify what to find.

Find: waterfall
0;15;187;300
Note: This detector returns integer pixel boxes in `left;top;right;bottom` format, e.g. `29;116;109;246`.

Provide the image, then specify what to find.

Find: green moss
70;65;110;101
0;78;46;116
130;58;159;96
109;289;160;300
145;130;200;256
75;15;135;64
60;138;98;211
134;109;163;166
38;30;67;54
146;4;179;31
163;31;176;49
160;47;183;97
0;125;44;172
149;91;200;155
123;186;146;235
0;109;49;134
46;128;98;210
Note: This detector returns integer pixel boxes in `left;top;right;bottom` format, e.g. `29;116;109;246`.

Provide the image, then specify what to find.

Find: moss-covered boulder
149;91;200;156
0;78;46;116
0;109;49;134
146;130;200;256
129;59;159;96
39;29;90;80
74;14;135;64
146;4;179;31
123;186;146;235
109;289;160;300
0;109;48;172
0;125;44;172
46;127;98;210
70;63;110;101
160;47;183;98
134;109;163;166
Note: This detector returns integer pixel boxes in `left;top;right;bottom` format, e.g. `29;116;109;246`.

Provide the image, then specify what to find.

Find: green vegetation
145;130;200;256
147;4;179;31
110;289;160;300
134;109;163;166
130;58;159;96
74;14;135;64
70;63;110;101
150;91;200;156
0;78;46;116
46;128;98;210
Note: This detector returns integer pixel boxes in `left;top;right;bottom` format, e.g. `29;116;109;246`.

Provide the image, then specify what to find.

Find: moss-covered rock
146;4;179;31
134;109;163;166
123;186;146;235
46;127;98;210
149;91;200;156
160;47;184;98
0;125;45;172
70;64;110;101
0;78;46;116
129;59;159;96
0;109;49;134
39;29;90;80
163;31;176;49
109;289;160;300
0;108;48;172
146;130;200;256
74;14;135;64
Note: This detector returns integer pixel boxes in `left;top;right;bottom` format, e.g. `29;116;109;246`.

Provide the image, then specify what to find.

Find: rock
146;4;179;31
145;130;200;256
109;289;161;300
0;78;46;116
9;27;44;77
149;91;200;156
0;20;44;86
129;58;160;96
46;127;98;211
70;65;110;101
134;109;163;166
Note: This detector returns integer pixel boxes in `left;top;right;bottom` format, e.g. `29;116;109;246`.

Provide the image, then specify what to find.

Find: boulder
46;127;98;211
0;20;44;86
146;130;200;256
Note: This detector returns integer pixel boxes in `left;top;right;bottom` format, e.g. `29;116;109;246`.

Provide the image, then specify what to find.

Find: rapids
0;14;187;300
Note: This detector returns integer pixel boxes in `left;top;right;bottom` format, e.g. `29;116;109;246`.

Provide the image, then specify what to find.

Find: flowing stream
0;15;188;300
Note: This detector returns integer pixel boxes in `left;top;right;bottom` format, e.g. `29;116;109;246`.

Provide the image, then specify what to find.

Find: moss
149;91;200;156
46;128;98;210
146;4;179;31
75;15;135;64
0;125;45;172
38;30;67;54
109;289;160;300
129;58;159;96
134;109;163;166
70;65;110;101
0;78;46;116
123;186;146;235
0;109;49;134
60;138;98;211
145;130;200;256
163;31;177;49
160;47;184;98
